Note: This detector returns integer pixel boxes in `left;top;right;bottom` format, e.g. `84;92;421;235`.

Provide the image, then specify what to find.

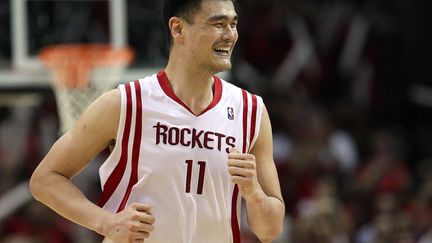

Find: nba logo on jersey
227;107;234;120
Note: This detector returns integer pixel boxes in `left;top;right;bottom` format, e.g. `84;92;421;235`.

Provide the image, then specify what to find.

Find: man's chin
214;63;232;73
204;60;232;74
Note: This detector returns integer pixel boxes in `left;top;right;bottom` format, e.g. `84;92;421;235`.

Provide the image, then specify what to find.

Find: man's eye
214;23;224;28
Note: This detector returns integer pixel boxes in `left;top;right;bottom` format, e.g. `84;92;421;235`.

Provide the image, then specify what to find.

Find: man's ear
169;17;184;40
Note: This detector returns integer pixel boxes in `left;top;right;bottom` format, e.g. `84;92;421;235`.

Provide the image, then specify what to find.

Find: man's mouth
213;46;231;56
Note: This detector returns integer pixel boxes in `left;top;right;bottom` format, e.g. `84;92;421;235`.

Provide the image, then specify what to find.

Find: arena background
1;0;432;242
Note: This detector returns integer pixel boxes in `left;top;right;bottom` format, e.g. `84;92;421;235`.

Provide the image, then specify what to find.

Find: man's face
183;0;238;73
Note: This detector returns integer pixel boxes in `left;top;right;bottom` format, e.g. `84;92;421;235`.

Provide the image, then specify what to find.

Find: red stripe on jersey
157;70;223;116
249;94;258;152
230;89;249;243
241;90;248;153
117;80;143;212
231;185;241;243
99;83;133;207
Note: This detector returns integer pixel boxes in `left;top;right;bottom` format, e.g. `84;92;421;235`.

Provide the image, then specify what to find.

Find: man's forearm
29;171;111;236
245;190;285;243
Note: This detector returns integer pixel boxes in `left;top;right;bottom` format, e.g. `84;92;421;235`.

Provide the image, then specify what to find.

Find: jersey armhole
249;96;264;151
98;85;127;184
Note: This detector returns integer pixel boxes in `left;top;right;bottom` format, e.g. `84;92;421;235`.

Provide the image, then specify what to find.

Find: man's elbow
255;202;285;242
29;169;49;202
258;222;284;243
29;171;41;201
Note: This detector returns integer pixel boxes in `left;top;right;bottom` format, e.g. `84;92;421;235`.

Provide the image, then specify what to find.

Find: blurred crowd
1;0;432;242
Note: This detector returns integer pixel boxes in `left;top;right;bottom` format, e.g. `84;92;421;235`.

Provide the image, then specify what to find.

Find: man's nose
222;25;237;41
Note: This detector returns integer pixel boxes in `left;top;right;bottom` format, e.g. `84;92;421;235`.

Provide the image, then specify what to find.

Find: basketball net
39;44;134;134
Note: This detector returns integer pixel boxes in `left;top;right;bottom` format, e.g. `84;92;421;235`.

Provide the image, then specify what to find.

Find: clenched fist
227;148;263;202
103;203;155;243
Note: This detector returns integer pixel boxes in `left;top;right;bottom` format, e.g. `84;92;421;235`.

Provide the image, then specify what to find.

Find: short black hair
162;0;203;26
161;0;236;48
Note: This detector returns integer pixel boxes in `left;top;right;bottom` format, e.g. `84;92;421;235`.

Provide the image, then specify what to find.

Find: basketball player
29;0;285;242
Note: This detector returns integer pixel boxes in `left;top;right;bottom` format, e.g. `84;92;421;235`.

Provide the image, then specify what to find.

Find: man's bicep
250;106;284;201
37;89;121;179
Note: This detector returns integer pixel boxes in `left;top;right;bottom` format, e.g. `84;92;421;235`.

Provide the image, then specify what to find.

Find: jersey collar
157;70;223;116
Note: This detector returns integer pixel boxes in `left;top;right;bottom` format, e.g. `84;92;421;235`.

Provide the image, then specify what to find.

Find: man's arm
228;105;285;243
29;89;154;242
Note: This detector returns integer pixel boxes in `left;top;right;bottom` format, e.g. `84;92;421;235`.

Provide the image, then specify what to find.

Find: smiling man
29;0;285;242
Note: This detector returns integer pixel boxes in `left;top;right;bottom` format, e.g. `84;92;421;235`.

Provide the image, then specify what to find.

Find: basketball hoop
39;44;134;134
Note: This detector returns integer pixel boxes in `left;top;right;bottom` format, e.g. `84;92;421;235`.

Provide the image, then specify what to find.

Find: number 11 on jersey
185;160;207;194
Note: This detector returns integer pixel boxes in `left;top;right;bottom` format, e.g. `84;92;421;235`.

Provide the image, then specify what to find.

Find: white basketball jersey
98;70;263;243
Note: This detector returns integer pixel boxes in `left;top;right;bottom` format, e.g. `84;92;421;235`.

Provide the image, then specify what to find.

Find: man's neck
164;63;215;115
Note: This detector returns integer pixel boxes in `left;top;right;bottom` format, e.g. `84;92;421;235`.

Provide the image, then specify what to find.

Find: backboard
11;0;127;71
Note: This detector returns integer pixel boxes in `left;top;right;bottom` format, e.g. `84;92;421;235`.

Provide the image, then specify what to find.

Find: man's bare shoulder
71;88;121;141
97;88;121;108
86;89;121;117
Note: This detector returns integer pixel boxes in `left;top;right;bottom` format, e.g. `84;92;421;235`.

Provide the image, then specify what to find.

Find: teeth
215;47;230;52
